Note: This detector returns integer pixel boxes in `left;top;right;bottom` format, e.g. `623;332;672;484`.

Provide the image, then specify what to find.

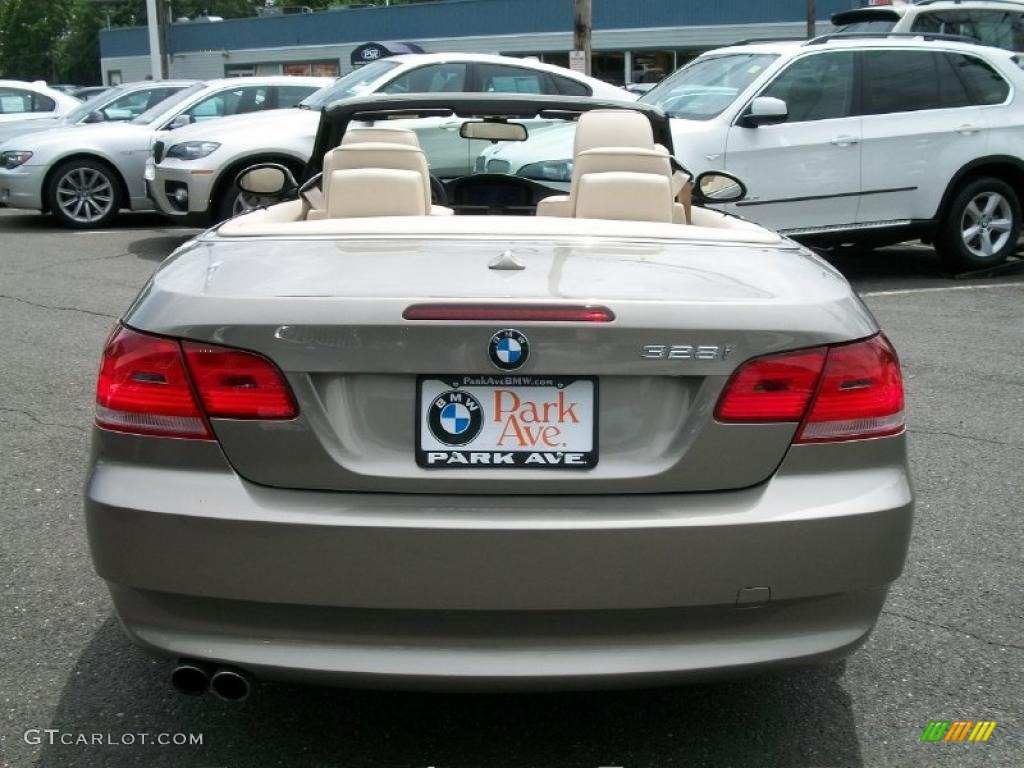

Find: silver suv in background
833;1;1024;51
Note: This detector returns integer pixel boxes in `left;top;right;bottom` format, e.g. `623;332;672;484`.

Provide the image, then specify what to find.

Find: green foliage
0;0;446;83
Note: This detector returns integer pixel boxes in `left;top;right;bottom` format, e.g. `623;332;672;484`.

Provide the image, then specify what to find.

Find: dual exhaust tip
171;661;253;702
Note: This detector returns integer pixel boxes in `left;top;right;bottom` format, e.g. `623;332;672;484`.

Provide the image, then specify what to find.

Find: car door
856;49;989;225
376;62;472;177
723;51;861;234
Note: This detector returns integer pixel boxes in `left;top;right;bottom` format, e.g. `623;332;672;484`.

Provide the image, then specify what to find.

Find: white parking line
861;282;1024;297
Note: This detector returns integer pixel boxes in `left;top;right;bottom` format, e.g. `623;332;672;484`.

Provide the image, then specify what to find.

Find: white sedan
0;80;80;124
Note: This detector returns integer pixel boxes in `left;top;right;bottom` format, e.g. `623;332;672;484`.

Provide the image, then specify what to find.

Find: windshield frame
130;82;206;125
639;52;780;121
300;60;402;111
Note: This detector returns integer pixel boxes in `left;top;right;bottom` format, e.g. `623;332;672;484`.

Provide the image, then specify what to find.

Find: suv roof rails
806;31;980;46
915;0;1024;6
731;37;809;46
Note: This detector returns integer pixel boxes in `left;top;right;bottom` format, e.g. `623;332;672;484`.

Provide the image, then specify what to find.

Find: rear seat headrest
574;171;674;223
325;168;426;218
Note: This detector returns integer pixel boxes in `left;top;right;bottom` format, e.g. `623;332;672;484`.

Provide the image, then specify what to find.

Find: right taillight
796;333;904;443
715;333;904;444
95;325;297;440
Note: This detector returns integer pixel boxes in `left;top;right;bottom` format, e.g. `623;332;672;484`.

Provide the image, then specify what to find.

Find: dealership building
99;0;857;87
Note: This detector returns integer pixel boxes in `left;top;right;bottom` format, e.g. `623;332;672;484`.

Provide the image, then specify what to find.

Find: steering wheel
429;175;448;206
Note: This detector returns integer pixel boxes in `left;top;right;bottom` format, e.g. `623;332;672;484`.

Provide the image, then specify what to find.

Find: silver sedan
0;76;330;228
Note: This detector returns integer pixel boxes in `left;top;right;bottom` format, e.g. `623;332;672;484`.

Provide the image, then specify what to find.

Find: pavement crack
0;292;117;319
882;609;1024;651
908;427;1023;451
0;250;133;276
0;406;89;435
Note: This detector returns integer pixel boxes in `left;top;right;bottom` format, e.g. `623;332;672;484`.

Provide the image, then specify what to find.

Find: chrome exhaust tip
210;667;252;702
170;661;211;696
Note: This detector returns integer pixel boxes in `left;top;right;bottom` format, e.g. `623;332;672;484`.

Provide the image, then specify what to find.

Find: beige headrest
574;171;674;223
342;127;421;147
325;168;427;218
574;110;655;155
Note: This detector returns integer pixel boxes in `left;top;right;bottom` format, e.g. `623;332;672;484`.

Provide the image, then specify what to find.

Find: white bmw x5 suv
485;35;1024;270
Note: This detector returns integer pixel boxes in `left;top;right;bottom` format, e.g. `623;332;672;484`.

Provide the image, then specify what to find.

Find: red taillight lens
182;341;296;419
95;326;297;439
96;326;211;438
796;334;904;443
715;333;905;443
403;303;615;322
715;348;827;422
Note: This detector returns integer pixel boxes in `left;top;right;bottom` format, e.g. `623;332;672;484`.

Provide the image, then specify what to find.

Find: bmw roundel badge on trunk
428;390;483;446
489;329;529;370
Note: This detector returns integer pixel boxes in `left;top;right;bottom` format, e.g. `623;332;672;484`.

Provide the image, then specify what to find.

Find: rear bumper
85;434;913;689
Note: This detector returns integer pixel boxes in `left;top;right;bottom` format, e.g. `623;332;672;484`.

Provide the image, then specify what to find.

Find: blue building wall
101;0;857;58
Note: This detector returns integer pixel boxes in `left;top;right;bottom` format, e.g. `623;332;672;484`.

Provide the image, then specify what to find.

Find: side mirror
738;96;788;128
166;113;192;130
83;110;106;124
693;171;747;204
236;163;298;198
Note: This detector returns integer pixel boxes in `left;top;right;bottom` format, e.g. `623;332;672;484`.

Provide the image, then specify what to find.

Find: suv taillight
95;325;296;439
715;333;904;443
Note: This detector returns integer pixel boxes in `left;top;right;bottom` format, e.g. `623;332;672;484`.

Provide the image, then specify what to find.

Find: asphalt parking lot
0;207;1021;768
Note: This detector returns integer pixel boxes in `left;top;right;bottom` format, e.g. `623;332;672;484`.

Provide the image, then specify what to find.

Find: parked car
0;80;195;147
0;76;330;228
72;86;112;101
833;0;1024;52
147;53;632;224
85;93;912;696
0;80;80;124
482;35;1024;270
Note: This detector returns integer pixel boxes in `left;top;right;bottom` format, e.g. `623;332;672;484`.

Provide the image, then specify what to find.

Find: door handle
830;135;859;147
956;124;981;135
439;120;463;131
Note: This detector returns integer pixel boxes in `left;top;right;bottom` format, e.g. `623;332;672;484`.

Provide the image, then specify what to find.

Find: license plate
417;375;597;469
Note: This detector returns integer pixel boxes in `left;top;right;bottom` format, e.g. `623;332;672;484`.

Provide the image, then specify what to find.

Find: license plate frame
416;374;598;470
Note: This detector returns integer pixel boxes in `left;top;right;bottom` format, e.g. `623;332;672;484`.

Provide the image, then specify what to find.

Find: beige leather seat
536;109;691;223
307;136;452;219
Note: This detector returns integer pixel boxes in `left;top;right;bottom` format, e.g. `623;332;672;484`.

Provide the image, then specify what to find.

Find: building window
592;52;625;85
283;60;339;77
107;70;123;86
630;51;675;84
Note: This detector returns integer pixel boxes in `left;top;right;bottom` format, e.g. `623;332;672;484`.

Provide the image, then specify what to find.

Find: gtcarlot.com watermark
24;729;203;747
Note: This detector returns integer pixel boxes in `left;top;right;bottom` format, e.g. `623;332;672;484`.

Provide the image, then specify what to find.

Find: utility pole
146;0;163;79
573;0;592;76
806;0;816;39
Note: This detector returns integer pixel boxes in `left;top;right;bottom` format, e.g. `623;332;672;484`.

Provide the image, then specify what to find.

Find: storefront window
592;51;625;85
283;60;340;77
630;51;675;83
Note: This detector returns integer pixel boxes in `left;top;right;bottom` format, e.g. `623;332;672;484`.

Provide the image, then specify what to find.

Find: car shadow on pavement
35;618;864;768
127;234;199;261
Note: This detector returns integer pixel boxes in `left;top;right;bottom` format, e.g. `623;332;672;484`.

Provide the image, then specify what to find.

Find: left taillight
95;325;296;439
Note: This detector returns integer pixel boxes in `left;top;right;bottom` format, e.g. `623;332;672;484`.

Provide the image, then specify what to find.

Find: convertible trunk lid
125;228;876;494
